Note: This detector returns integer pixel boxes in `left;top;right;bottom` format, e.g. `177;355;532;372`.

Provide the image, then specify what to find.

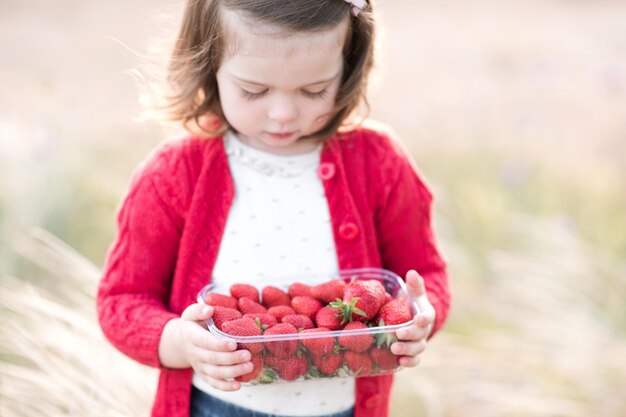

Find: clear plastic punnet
196;267;419;384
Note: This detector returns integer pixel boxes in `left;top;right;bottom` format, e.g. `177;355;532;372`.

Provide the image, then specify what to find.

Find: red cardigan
97;126;450;417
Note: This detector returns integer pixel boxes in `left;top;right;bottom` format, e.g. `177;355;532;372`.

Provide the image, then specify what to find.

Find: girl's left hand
390;269;436;367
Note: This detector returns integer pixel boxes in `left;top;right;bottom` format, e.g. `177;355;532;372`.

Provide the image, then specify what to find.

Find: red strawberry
262;286;291;308
300;327;336;357
311;279;346;303
281;314;314;330
265;355;308;381
375;297;412;326
204;293;238;310
267;305;296;321
264;323;299;358
238;297;268;315
333;279;386;322
344;351;373;376
288;282;312;298
243;313;277;329
235;353;263;382
315;307;344;330
230;283;259;302
337;321;373;353
370;347;399;371
221;317;263;354
383;291;393;305
211;306;242;330
291;296;323;320
312;352;344;376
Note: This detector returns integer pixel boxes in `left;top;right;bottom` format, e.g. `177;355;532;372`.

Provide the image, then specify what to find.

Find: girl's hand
390;269;436;367
174;303;254;391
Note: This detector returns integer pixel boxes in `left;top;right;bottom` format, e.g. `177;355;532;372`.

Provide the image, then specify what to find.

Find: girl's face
216;11;349;155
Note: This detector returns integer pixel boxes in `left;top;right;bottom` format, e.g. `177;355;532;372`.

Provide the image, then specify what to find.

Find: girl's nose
267;96;298;124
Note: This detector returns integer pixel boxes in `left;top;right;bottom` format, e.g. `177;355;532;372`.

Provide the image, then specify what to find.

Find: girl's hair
162;0;375;140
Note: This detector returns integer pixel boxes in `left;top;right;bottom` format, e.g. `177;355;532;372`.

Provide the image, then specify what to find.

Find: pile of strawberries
202;277;414;383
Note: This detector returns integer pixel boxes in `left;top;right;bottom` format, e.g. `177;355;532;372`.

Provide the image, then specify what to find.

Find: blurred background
1;0;625;416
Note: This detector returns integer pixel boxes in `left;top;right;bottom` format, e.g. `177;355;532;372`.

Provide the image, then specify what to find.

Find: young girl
97;1;450;417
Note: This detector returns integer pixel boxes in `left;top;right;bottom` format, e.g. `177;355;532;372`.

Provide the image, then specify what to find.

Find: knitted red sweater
97;126;450;417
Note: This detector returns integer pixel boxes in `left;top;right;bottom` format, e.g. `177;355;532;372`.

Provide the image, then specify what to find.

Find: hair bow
343;0;368;16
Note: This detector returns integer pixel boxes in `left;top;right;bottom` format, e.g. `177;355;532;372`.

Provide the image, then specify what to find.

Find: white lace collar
224;131;322;178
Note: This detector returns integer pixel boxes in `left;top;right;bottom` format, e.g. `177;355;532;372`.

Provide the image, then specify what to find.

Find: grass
0;229;156;417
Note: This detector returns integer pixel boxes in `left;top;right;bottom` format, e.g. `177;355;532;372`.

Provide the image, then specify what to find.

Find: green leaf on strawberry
329;297;366;324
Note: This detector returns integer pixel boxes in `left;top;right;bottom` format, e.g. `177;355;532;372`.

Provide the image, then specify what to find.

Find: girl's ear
199;114;223;132
185;114;226;138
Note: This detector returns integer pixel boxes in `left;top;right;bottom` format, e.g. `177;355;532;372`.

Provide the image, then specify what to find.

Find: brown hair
162;0;375;140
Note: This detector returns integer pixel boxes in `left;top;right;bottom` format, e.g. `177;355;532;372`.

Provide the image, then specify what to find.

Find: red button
339;222;359;240
317;162;336;180
363;394;382;409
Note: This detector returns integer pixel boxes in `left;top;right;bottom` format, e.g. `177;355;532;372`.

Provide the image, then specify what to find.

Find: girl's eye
241;89;267;100
302;89;328;100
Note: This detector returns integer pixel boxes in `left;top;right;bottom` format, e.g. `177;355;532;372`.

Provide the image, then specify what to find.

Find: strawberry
265;355;308;381
376;296;412;326
281;314;314;330
291;296;323;320
337;321;373;353
370;347;399;371
238;297;267;315
332;279;387;322
262;286;291;308
288;282;312;298
235;352;263;382
311;279;346;303
211;306;242;330
383;291;393;305
315;307;344;330
264;323;299;358
300;327;336;357
243;313;277;329
312;352;344;376
267;305;296;321
204;293;238;309
221;317;263;354
344;351;373;376
230;283;259;302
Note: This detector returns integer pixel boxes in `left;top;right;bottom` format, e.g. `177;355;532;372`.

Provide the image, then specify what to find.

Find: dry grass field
1;1;625;416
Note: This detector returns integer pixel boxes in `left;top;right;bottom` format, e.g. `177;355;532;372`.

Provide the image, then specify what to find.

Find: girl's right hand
175;303;254;391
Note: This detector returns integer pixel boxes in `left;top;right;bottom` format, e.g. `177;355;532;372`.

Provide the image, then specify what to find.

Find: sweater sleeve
373;133;451;338
96;143;191;367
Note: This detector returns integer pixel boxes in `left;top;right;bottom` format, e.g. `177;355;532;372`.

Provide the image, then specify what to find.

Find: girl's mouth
267;132;295;140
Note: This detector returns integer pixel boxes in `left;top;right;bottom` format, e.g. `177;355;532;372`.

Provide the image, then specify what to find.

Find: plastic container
196;267;418;384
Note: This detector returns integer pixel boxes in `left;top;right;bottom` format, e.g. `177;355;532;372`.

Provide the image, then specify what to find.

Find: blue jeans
190;386;355;417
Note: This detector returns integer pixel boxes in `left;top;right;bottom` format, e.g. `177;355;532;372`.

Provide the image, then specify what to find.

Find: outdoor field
1;0;625;416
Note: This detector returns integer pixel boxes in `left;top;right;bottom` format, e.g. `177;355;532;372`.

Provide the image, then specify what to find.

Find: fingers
415;309;435;328
405;270;435;319
391;340;427;368
399;355;421;368
395;316;431;340
180;303;256;391
391;339;427;357
190;328;238;352
196;348;251;366
200;361;255;381
195;361;255;391
200;375;242;392
405;269;426;299
181;303;214;322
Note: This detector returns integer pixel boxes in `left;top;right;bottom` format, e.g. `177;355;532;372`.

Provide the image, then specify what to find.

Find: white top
192;131;355;416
